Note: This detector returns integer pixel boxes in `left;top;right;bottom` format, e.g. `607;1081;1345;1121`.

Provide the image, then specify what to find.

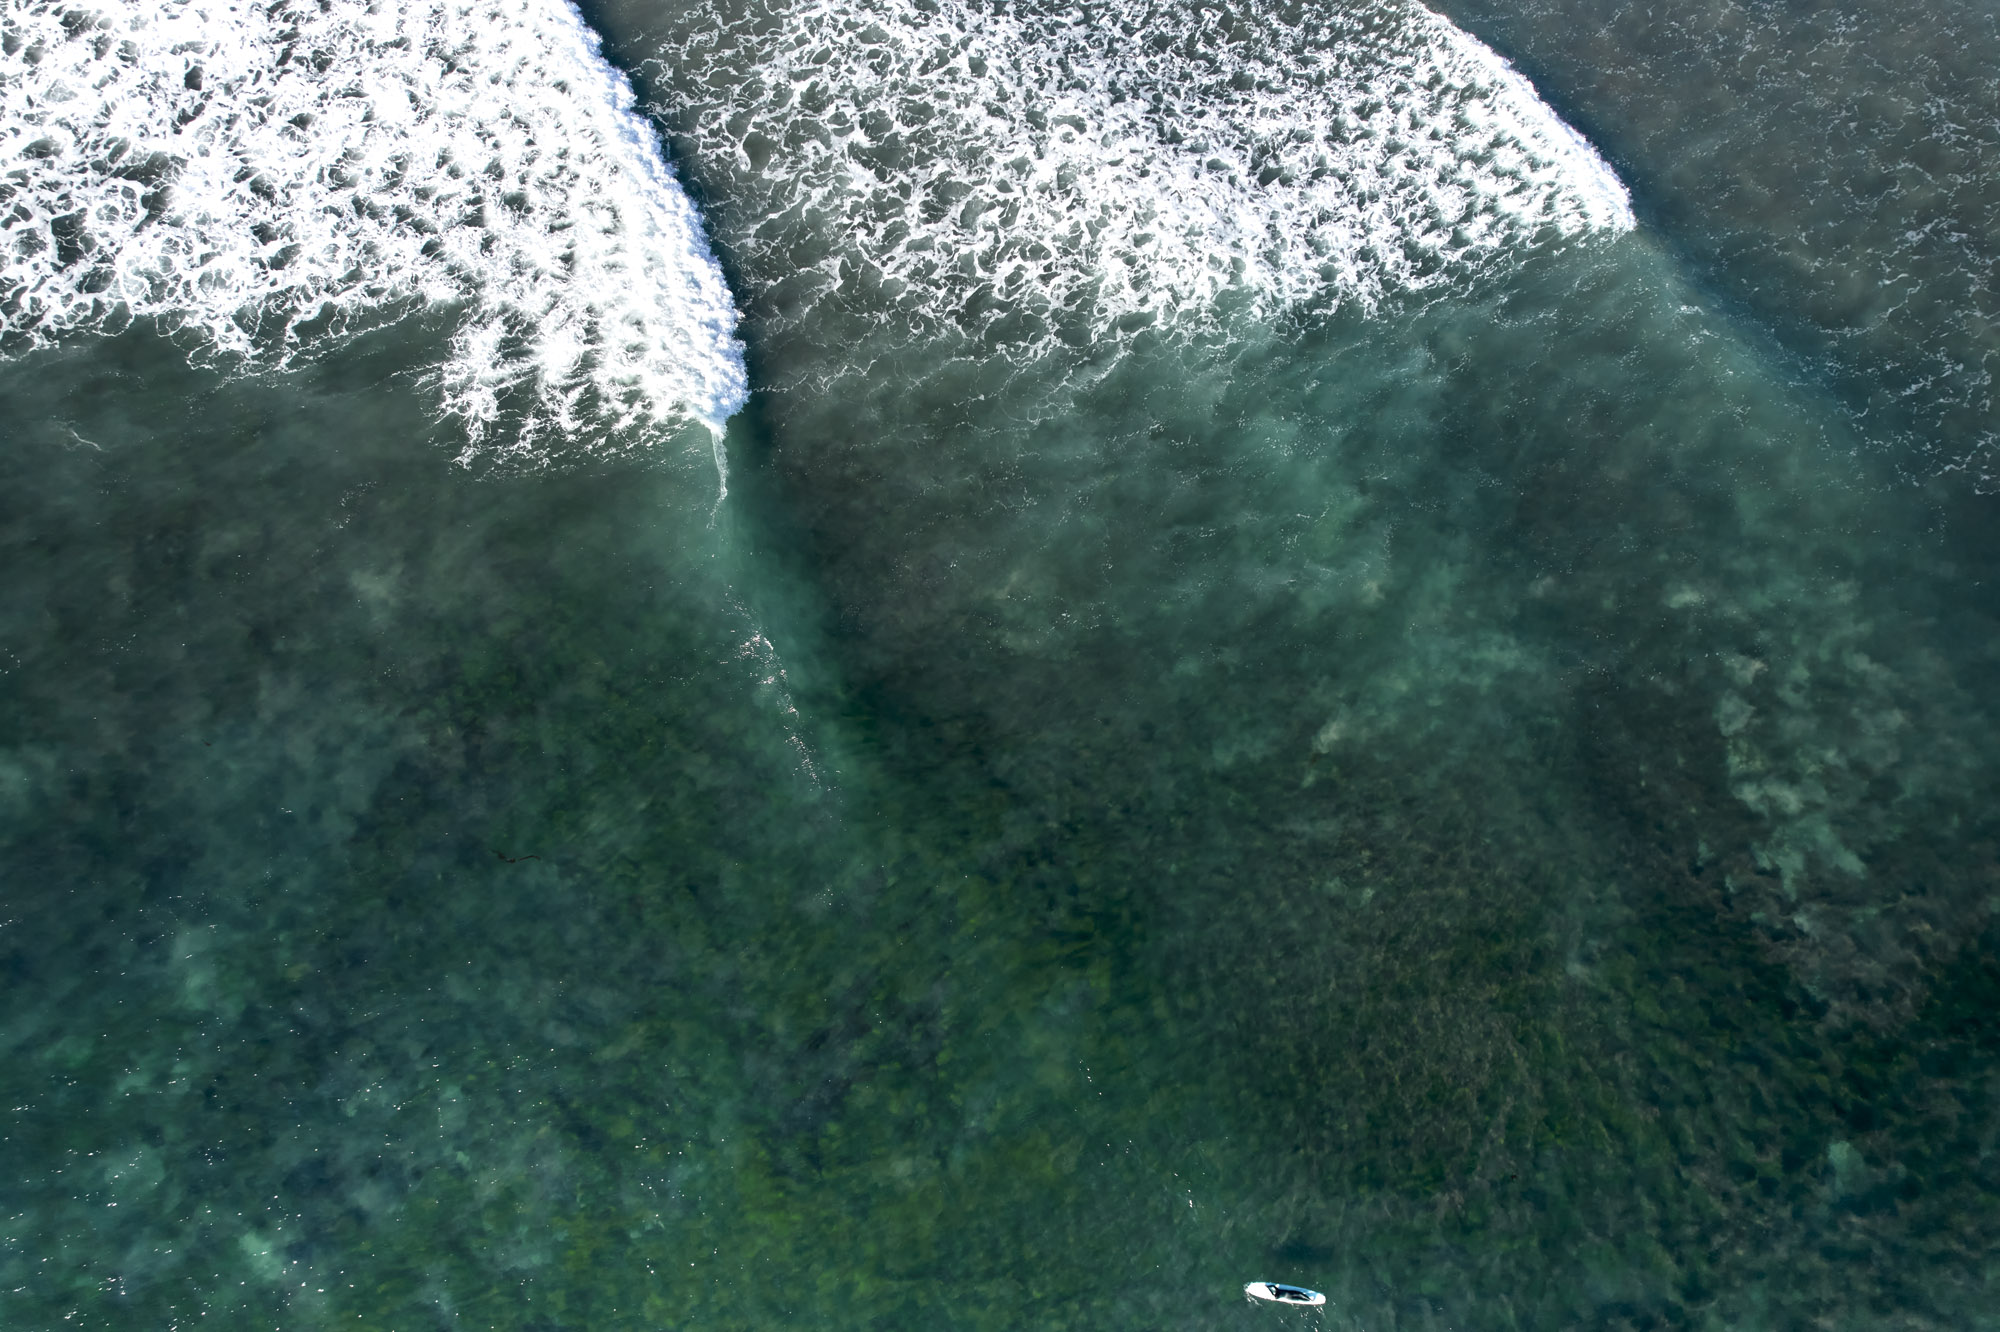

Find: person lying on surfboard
1245;1281;1327;1307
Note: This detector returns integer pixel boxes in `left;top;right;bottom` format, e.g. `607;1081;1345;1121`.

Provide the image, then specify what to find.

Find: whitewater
0;0;746;467
643;0;1636;348
2;0;1638;468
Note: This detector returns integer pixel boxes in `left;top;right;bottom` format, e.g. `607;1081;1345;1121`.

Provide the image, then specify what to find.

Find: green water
5;2;2000;1330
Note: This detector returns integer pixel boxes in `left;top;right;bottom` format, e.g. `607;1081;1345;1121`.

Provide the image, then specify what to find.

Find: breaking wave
645;0;1636;346
0;0;746;465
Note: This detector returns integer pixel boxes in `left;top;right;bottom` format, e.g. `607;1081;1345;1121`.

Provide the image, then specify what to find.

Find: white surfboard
1245;1281;1327;1307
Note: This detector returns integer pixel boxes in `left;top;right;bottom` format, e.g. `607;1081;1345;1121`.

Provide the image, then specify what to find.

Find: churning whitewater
646;0;1635;347
2;0;1636;454
0;0;746;464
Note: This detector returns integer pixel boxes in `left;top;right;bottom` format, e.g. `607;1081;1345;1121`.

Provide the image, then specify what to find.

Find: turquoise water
4;0;1998;1328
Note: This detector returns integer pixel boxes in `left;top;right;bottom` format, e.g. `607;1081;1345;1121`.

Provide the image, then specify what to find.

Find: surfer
1245;1281;1327;1307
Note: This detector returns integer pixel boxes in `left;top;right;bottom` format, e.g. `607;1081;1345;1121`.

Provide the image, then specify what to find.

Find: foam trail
647;0;1635;348
0;0;747;468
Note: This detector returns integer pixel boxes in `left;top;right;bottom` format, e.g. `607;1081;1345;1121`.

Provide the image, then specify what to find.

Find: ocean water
2;0;1996;1329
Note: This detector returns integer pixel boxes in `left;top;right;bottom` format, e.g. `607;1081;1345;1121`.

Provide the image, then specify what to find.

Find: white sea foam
649;0;1635;346
0;0;746;465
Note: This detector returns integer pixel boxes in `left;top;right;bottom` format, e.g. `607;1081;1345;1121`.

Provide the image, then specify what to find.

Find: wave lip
1;0;747;462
